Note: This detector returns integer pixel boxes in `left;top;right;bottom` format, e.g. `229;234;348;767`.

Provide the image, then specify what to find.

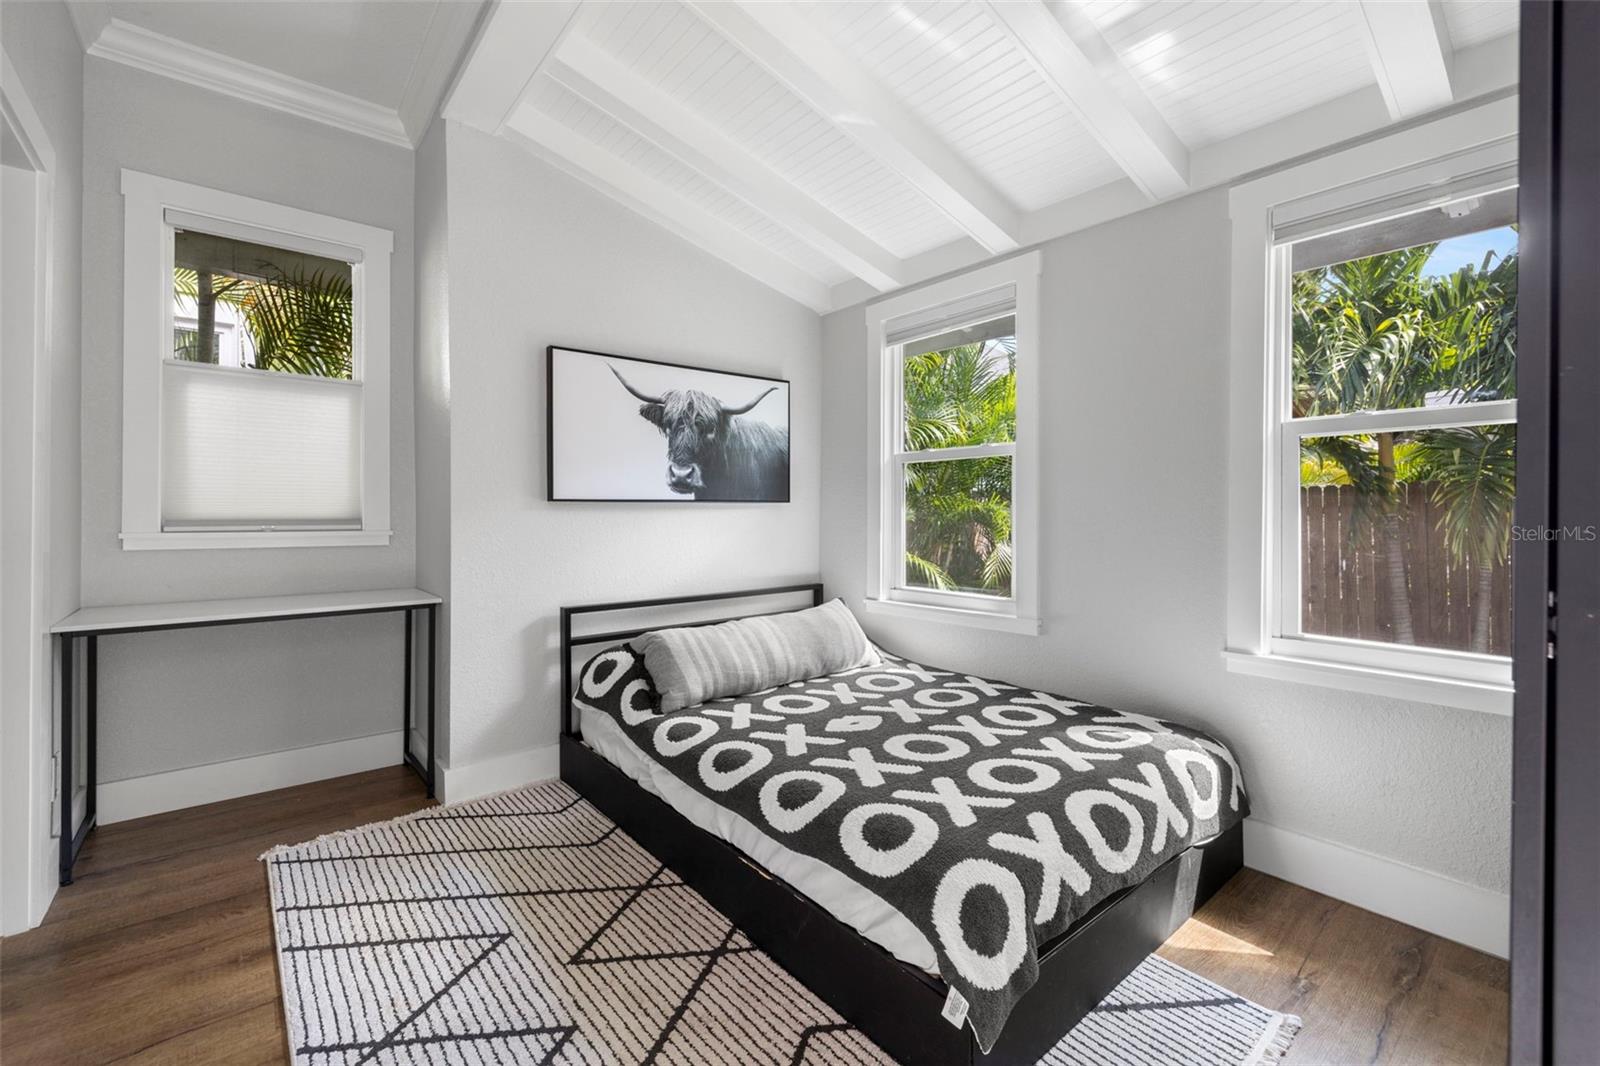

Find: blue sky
1422;226;1518;277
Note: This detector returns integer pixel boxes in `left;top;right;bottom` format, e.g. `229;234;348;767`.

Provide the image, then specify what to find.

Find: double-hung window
865;252;1040;634
120;170;393;549
1226;104;1518;713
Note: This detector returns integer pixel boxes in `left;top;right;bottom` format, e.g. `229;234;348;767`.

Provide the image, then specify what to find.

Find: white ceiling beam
984;0;1188;201
504;105;832;313
442;0;579;135
684;0;1020;255
548;37;904;292
396;0;487;146
1355;0;1455;119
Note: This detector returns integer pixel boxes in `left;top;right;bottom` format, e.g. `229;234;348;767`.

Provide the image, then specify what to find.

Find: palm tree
1295;248;1436;643
173;262;353;378
901;338;1015;594
1415;249;1518;651
1412;425;1516;652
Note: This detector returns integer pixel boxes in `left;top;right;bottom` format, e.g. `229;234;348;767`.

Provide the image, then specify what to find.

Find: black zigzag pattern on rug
264;780;1296;1066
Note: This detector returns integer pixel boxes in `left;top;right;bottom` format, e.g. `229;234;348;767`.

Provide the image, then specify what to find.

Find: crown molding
65;1;112;52
86;18;412;149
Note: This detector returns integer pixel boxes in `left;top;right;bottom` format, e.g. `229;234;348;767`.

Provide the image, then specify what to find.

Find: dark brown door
1511;3;1600;1060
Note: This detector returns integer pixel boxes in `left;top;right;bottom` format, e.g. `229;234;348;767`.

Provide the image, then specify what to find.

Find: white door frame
1;47;59;934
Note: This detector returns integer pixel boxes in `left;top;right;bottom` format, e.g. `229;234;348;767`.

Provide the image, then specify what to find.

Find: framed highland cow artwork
547;346;791;503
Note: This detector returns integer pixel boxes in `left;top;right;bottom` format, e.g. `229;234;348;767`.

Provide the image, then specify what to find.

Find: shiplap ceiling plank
578;1;960;260
1355;0;1456;119
1086;1;1377;149
548;35;906;290
505;104;832;311
804;2;1122;214
984;0;1190;200
683;0;1023;254
1440;0;1519;49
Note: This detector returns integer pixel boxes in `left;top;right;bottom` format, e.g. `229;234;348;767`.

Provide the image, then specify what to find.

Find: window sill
861;597;1041;635
120;529;393;551
1222;648;1512;716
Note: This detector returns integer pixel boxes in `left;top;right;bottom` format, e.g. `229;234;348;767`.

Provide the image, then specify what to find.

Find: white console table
50;587;442;884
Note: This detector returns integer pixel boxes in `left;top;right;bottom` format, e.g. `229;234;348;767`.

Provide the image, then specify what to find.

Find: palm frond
980;541;1013;590
905;553;955;590
1413;426;1517;565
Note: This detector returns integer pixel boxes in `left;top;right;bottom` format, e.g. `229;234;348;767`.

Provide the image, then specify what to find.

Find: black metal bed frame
558;583;1243;1065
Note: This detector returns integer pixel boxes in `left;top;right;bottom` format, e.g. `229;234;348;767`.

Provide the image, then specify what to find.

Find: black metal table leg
58;634;73;886
58;633;101;886
86;634;97;831
426;604;437;798
402;608;413;765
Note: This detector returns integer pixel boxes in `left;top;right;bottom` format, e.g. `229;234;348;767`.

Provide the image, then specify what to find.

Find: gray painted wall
439;122;822;772
78;59;418;781
819;188;1512;894
5;0;83;656
414;118;451;759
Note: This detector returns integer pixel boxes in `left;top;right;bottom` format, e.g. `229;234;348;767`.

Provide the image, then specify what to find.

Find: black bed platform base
557;584;1244;1065
561;738;1241;1066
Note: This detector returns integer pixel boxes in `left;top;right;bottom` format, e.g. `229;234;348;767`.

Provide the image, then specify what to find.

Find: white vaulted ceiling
446;0;1519;311
74;0;1518;312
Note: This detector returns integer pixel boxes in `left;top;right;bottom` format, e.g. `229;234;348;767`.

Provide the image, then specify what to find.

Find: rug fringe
1244;1011;1303;1066
257;776;567;861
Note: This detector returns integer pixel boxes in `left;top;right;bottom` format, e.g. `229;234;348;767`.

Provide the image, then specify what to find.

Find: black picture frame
546;345;791;504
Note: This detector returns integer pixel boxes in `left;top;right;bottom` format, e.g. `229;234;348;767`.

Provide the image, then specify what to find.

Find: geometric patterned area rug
263;779;1300;1065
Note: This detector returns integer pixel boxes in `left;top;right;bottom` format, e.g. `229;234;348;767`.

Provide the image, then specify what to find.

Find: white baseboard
1244;819;1509;958
99;730;405;824
438;743;559;805
111;736;1504;959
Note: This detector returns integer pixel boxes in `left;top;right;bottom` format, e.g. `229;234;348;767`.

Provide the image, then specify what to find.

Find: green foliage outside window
1294;237;1517;652
902;338;1016;596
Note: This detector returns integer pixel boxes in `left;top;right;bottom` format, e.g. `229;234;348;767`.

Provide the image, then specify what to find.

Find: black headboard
560;582;824;736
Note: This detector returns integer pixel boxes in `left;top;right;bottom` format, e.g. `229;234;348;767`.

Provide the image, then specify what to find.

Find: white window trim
119;169;393;550
1224;97;1518;715
864;251;1041;635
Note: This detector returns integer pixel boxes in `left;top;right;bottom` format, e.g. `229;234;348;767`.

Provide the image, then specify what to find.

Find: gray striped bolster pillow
633;599;880;713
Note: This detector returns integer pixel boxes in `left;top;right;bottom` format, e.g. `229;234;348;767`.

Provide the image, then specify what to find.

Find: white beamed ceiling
455;0;1521;312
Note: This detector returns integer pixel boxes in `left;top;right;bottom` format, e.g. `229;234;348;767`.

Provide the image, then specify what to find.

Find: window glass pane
902;322;1015;450
172;228;353;379
1299;425;1515;654
903;455;1013;598
1290;194;1517;417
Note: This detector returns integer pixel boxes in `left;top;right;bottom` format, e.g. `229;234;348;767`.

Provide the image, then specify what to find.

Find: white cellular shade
902;314;1016;360
884;285;1016;349
161;361;361;529
164;208;364;264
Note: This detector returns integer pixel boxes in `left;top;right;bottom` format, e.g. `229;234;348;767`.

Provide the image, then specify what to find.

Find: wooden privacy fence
1300;483;1512;655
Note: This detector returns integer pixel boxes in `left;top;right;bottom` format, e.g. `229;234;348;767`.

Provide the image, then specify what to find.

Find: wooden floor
0;768;1508;1065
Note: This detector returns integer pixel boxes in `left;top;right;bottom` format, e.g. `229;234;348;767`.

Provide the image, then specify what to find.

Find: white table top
51;588;441;634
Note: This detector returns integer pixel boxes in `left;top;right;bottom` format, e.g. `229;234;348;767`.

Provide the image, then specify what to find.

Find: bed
559;584;1246;1065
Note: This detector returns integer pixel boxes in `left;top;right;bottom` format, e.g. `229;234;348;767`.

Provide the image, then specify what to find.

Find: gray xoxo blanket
575;646;1248;1053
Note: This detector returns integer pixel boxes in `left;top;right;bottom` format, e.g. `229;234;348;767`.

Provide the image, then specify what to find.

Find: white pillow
633;599;879;713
